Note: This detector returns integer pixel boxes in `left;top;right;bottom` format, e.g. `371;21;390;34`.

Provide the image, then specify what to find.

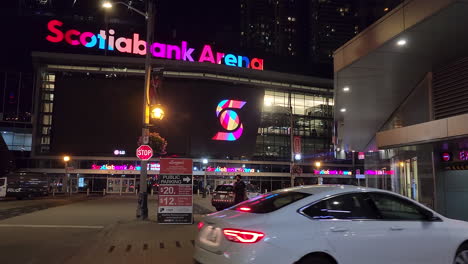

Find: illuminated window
43;115;52;125
41;136;50;145
43;103;53;113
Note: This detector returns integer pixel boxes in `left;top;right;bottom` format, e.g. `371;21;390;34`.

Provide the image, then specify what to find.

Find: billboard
50;75;263;158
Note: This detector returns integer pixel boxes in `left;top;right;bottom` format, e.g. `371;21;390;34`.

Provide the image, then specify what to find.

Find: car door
301;192;388;264
367;192;451;264
0;177;6;197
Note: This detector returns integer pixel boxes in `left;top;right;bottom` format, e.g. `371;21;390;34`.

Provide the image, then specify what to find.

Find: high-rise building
240;0;403;75
309;0;403;64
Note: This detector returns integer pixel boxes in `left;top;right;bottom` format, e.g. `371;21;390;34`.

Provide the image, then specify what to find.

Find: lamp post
288;93;295;187
103;0;154;220
202;158;208;198
315;161;322;185
63;156;71;195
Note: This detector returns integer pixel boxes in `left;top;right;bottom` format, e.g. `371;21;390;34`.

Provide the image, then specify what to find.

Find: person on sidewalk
233;175;246;204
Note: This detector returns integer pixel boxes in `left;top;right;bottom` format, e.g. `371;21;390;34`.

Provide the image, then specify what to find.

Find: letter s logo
212;100;246;141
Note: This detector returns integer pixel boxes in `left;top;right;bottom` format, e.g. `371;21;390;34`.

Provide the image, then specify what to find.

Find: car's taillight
197;221;204;231
238;207;251;212
223;229;265;243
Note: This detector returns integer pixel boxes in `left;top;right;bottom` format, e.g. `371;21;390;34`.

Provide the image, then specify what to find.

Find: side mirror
423;210;441;221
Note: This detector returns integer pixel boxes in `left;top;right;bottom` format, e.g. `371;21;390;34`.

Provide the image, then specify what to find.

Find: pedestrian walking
233;175;246;204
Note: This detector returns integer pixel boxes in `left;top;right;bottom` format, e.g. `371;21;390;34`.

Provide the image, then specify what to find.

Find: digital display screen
51;75;263;158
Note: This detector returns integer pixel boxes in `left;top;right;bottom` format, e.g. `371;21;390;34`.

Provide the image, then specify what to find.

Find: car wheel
297;254;334;264
455;244;468;264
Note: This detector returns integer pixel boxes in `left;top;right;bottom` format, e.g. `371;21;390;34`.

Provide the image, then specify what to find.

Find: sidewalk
193;193;216;214
65;214;207;264
63;195;215;264
0;194;98;221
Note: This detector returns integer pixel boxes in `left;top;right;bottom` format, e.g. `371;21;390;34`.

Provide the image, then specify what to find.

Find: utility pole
136;0;154;220
289;92;294;187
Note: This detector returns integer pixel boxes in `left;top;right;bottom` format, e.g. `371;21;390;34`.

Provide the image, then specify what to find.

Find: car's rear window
215;185;234;192
230;191;311;214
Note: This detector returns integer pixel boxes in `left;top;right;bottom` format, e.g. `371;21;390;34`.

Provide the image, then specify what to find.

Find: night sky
0;0;240;72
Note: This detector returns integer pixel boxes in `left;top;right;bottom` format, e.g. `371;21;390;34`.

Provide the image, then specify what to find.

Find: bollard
197;189;200;196
264;189;267;194
151;189;154;196
103;188;106;196
87;188;90;196
52;189;55;197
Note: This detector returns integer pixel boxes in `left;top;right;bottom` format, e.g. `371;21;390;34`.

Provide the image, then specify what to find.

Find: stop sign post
136;145;153;160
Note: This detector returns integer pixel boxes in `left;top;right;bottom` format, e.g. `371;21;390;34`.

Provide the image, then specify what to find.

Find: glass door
400;158;419;202
107;178;121;193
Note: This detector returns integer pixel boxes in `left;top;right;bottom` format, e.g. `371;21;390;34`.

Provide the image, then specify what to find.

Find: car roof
280;185;387;196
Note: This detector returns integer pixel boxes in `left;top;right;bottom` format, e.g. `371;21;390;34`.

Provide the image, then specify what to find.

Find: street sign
159;158;193;174
158;158;193;224
158;174;193;224
136;145;153;160
358;152;365;160
293;136;301;154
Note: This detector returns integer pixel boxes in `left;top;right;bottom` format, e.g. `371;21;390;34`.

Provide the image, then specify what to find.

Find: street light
150;105;165;120
294;153;301;161
63;156;71;195
102;0;154;220
315;161;321;168
102;1;113;8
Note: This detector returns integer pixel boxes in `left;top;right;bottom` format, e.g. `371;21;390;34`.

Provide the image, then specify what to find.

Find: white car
194;185;468;264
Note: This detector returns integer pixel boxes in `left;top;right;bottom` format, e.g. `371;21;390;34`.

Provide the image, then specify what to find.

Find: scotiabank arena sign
46;20;264;70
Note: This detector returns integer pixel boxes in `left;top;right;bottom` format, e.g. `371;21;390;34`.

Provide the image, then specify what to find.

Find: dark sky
0;0;239;71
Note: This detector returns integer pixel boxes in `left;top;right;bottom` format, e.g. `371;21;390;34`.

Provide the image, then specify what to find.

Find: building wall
436;170;468;221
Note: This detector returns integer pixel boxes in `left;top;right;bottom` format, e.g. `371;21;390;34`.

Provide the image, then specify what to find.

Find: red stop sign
136;145;153;160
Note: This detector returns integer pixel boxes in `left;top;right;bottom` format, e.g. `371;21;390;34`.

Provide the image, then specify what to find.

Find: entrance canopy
334;0;468;151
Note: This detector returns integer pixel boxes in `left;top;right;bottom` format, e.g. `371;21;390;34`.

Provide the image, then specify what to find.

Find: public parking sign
158;175;193;224
158;159;193;224
136;145;153;160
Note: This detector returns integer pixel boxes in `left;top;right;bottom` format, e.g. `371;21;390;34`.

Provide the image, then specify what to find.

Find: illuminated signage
46;20;264;70
91;163;160;171
206;166;255;173
314;170;352;175
78;178;85;188
442;152;452;162
358;152;365;160
365;170;394;175
212;100;246;141
460;151;468;161
114;150;126;155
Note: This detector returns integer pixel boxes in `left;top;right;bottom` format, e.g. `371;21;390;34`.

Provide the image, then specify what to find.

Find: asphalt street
0;195;215;264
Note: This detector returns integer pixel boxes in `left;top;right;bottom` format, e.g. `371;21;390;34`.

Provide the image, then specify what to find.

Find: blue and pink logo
46;20;264;70
212;100;246;141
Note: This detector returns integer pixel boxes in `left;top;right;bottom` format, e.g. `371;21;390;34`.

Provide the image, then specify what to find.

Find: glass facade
0;131;32;151
362;146;436;209
256;89;333;160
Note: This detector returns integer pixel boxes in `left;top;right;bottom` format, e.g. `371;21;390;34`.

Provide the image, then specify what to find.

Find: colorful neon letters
46;20;264;70
206;166;255;173
212;100;246;141
91;163;160;171
314;170;353;175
